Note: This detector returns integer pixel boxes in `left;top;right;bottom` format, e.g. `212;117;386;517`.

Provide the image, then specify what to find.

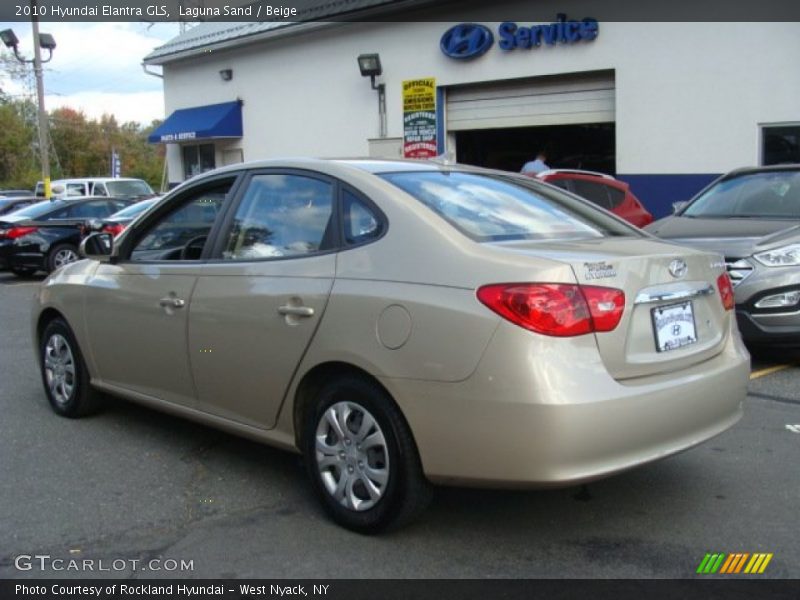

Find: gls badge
440;23;494;60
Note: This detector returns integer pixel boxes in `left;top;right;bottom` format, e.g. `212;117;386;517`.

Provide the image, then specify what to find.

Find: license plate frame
651;300;698;353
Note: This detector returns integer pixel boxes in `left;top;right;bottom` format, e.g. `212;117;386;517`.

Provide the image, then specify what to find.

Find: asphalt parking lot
1;271;798;579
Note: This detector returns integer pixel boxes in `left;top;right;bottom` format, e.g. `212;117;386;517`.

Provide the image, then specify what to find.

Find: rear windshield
8;200;67;219
381;171;634;242
684;170;800;219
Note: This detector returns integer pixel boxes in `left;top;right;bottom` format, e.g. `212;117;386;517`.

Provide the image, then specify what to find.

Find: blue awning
148;101;242;144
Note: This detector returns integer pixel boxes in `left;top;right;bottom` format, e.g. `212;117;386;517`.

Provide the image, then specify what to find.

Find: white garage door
446;71;615;131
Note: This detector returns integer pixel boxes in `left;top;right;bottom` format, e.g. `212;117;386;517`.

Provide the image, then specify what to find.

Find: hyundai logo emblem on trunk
440;24;494;60
669;259;688;278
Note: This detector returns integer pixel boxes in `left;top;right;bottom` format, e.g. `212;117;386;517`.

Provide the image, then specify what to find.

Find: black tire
39;318;102;418
303;375;432;533
10;266;37;277
46;243;80;273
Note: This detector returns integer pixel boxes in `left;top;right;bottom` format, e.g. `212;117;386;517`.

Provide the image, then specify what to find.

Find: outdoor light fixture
38;32;56;51
357;53;386;138
219;68;233;81
357;53;382;80
4;16;57;199
0;29;20;49
1;27;56;62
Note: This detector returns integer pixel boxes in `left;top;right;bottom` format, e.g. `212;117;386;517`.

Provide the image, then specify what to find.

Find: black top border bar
1;0;799;22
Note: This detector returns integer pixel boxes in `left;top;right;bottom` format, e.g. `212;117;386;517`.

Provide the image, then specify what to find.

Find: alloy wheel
43;333;76;406
53;248;79;269
314;401;390;512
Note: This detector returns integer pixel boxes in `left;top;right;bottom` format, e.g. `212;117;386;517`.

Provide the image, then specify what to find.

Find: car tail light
477;283;625;337
1;226;38;239
717;273;735;311
102;223;125;237
581;286;626;331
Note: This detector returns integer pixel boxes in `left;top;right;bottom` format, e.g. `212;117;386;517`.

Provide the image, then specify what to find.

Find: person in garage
521;151;550;175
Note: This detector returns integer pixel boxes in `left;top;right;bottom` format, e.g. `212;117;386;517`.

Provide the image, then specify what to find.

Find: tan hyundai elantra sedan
32;159;750;532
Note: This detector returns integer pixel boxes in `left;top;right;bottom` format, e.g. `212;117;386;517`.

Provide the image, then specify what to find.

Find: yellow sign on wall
402;78;437;158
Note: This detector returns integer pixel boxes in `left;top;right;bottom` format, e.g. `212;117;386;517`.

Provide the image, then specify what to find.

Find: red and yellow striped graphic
699;552;773;574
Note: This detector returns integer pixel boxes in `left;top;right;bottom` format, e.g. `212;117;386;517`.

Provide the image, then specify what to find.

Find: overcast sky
0;21;177;125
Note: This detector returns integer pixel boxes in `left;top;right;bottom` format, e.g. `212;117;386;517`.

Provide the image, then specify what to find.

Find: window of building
183;143;216;179
762;124;800;166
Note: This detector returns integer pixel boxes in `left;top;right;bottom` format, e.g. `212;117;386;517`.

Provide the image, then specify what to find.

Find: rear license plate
651;301;698;353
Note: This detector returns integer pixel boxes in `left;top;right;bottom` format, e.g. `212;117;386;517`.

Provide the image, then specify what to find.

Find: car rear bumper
0;240;12;268
387;321;750;487
0;240;46;271
7;252;46;271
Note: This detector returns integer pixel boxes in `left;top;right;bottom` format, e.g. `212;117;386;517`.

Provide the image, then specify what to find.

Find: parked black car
0;196;39;216
99;198;158;236
0;197;132;276
0;189;34;198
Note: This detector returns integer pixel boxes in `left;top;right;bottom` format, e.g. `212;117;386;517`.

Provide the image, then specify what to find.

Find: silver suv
646;165;800;346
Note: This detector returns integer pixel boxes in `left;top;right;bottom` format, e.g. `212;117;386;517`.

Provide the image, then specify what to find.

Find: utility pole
0;0;57;198
31;1;51;199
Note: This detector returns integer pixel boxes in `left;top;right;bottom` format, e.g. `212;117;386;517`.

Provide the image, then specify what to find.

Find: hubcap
315;401;389;512
44;334;76;406
53;248;78;269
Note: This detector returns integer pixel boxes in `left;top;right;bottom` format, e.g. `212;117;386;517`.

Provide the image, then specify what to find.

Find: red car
533;169;654;228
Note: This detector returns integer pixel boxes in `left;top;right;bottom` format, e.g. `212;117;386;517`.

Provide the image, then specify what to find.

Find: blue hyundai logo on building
440;23;494;60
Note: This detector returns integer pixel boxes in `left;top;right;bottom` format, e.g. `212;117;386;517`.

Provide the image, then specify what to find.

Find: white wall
160;20;800;181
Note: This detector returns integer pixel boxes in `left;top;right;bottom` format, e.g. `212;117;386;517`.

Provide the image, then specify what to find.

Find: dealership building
144;4;800;217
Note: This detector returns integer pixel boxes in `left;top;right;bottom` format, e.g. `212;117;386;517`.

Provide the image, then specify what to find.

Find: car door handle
278;305;314;317
159;297;186;309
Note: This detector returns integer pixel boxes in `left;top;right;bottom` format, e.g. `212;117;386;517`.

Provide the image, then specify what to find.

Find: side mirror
80;232;114;261
672;201;688;214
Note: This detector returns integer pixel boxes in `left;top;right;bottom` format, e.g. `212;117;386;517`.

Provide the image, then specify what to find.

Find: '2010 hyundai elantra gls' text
32;159;750;532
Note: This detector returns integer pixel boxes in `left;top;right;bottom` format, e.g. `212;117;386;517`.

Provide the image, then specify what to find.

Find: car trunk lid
489;237;731;380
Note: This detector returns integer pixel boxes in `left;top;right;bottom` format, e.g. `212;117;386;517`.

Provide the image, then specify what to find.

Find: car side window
66;183;87;197
342;189;383;245
548;179;571;191
605;185;626;209
130;183;231;262
220;174;334;260
571;179;612;210
44;207;70;219
93;183;108;197
67;201;112;219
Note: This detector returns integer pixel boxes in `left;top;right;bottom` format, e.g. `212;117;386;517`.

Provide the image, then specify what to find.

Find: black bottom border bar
3;579;800;600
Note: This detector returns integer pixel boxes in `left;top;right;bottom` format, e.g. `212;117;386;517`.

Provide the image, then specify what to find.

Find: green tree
0;100;38;188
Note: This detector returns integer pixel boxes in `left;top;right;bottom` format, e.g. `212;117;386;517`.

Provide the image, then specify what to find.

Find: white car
36;178;155;200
